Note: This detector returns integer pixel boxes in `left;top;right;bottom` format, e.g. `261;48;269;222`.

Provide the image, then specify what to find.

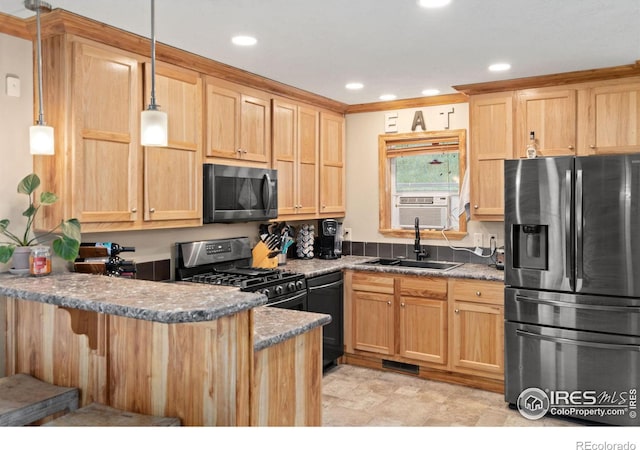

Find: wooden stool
43;403;181;426
0;374;79;426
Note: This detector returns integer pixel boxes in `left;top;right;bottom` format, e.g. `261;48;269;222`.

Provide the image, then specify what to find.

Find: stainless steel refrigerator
504;155;640;426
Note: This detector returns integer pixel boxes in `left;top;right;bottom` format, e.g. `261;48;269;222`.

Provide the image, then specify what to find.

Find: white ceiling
2;0;639;105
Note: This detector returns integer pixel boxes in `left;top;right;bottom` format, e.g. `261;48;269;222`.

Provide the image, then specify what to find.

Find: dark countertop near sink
283;255;505;282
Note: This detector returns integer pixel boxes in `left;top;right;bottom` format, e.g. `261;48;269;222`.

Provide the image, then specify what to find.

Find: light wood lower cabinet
449;278;504;380
344;270;504;391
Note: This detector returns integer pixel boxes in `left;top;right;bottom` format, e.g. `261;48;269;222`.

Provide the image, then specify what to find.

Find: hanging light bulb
141;0;167;146
25;0;54;155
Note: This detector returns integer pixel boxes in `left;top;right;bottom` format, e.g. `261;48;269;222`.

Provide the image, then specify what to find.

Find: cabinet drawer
450;279;503;305
351;272;394;294
399;276;447;300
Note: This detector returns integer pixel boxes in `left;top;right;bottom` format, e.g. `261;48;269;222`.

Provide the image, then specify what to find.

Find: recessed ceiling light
345;82;364;90
421;89;440;96
379;94;397;101
417;0;451;8
489;62;511;72
232;35;257;46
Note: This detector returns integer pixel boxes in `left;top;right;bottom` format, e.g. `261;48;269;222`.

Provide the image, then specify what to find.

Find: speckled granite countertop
283;255;505;282
0;272;267;324
252;306;331;351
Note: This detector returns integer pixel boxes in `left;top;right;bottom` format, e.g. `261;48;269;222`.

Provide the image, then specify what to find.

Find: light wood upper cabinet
319;111;345;216
205;77;271;166
469;92;514;221
70;40;141;226
33;35;202;233
272;99;319;218
449;279;504;379
579;79;640;155
515;88;577;157
142;63;202;223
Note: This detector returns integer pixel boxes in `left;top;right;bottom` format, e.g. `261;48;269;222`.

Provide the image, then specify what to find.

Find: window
378;130;467;240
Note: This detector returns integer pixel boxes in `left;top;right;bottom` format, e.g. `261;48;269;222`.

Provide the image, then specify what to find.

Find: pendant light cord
35;0;45;125
148;0;158;110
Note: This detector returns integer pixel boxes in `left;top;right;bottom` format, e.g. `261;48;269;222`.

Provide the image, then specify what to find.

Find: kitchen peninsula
0;272;330;426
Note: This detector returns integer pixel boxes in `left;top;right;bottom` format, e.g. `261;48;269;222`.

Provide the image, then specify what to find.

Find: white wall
0;33;34;273
344;103;503;248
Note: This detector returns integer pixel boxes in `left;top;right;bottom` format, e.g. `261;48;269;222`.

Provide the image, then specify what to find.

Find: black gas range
175;237;307;310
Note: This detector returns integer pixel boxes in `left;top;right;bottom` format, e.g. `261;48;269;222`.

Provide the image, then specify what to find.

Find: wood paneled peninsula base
0;272;329;426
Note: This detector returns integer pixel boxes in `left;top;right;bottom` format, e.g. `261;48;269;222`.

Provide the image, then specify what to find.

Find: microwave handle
262;173;272;213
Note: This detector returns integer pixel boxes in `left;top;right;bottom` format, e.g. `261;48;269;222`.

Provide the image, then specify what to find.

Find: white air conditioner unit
396;196;449;229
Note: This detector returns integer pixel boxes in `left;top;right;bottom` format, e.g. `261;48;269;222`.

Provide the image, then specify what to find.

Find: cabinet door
205;82;241;160
240;94;271;164
319;111;345;215
399;296;447;364
469;92;513;221
272;100;297;216
581;81;640;155
143;64;202;223
516;88;577;157
297;106;319;215
71;41;141;225
451;300;504;378
352;291;394;355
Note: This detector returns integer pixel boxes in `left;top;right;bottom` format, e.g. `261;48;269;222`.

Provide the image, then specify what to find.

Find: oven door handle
268;290;307;308
515;294;640;313
515;329;640;352
308;280;343;291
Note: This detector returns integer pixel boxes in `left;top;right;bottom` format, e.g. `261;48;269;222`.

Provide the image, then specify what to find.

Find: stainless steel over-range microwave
203;163;278;223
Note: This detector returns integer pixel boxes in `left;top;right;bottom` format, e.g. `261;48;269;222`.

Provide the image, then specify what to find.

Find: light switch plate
6;75;20;97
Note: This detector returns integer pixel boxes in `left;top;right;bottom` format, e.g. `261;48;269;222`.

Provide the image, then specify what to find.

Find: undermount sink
362;258;463;271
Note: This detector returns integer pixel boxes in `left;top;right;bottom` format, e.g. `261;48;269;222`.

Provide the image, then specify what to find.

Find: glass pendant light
141;0;168;147
25;0;54;155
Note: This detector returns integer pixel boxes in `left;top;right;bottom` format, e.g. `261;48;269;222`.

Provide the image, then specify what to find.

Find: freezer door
505;322;640;426
576;155;640;297
504;157;574;291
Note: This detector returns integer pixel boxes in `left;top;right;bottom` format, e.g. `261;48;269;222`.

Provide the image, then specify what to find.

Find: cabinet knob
242;149;247;154
131;208;137;213
568;145;574;150
236;148;242;153
322;204;326;209
590;144;596;149
387;301;392;306
400;302;405;308
476;291;482;296
150;208;156;213
455;309;459;314
474;204;478;209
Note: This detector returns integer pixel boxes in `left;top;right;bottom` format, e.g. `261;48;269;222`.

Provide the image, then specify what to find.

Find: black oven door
203;164;277;223
267;290;307;311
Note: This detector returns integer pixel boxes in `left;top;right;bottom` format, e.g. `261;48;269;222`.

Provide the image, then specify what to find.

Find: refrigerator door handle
575;169;584;287
565;169;573;289
515;329;640;352
515;294;640;313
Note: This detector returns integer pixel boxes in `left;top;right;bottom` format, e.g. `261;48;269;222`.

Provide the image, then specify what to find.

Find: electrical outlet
473;233;483;248
486;234;497;248
343;228;352;239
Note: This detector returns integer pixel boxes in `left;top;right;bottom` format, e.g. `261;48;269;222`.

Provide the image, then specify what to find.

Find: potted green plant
0;173;81;270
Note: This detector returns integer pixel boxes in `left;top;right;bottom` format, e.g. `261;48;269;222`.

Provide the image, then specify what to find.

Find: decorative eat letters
411;111;426;131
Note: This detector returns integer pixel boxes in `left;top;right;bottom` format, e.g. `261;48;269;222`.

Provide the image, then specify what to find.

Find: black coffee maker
318;219;340;260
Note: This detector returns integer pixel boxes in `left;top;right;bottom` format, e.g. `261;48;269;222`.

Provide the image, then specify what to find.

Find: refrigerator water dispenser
513;224;548;270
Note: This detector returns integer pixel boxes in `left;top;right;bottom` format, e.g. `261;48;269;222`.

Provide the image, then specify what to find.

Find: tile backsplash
343;240;496;265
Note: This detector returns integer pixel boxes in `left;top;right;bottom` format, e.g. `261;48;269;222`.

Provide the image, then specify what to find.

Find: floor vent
382;359;419;375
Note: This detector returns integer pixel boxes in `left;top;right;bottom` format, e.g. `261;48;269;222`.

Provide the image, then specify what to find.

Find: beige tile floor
321;364;580;427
